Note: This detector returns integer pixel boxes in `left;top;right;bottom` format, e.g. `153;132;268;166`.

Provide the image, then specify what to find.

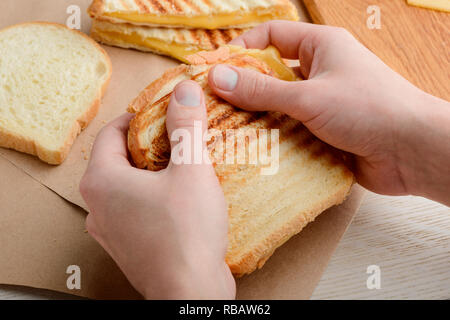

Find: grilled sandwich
88;0;299;29
127;46;354;276
91;19;245;63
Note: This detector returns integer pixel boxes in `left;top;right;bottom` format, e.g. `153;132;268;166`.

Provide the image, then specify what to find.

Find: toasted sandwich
0;22;111;164
91;19;246;63
88;0;299;29
127;46;354;276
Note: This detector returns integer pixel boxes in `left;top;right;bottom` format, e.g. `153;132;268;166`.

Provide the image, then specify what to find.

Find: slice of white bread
128;47;354;276
0;22;112;164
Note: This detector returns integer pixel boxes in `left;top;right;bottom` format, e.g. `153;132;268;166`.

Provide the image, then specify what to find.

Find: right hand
208;21;450;204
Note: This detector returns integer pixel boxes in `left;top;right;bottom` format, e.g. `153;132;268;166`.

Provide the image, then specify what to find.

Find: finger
165;81;210;173
88;113;134;168
208;64;320;123
229;20;329;60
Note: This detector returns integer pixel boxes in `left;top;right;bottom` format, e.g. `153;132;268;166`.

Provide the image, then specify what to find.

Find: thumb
208;64;318;122
166;80;209;171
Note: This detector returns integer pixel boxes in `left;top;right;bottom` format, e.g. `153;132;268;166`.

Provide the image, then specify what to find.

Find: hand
208;21;450;204
80;81;236;299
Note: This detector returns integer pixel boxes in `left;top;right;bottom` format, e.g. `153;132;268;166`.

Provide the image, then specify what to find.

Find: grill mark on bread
204;29;215;48
228;112;259;129
181;0;201;14
208;109;235;128
221;30;233;43
176;30;186;42
311;143;327;159
261;113;288;130
166;0;183;13
148;0;167;13
189;30;200;45
201;0;212;8
135;0;150;12
299;134;316;148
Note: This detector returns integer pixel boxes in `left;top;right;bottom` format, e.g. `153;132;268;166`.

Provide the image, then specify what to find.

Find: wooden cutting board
303;0;450;101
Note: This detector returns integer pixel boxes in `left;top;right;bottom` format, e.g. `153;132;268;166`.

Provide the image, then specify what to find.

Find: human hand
208;21;450;204
80;81;236;299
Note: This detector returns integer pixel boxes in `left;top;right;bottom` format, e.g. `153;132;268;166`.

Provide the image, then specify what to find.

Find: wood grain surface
303;0;450;101
312;192;450;299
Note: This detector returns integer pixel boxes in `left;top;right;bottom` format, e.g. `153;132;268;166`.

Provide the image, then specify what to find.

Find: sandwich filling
92;29;199;62
103;9;299;29
228;45;298;81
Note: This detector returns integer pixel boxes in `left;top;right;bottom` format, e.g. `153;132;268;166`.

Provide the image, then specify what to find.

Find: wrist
395;90;450;204
143;260;236;300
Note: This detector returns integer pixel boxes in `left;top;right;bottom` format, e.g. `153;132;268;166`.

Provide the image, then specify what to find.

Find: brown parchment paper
0;0;366;299
0;156;365;299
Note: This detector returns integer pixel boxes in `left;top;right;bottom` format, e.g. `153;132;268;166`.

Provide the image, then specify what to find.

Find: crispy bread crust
128;65;188;114
127;50;354;276
0;22;112;165
88;0;105;18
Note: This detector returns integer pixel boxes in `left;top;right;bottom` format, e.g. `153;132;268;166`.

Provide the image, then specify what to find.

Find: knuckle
244;73;269;102
172;116;199;130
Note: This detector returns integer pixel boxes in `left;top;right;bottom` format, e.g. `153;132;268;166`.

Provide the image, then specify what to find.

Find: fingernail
174;81;202;107
212;65;238;91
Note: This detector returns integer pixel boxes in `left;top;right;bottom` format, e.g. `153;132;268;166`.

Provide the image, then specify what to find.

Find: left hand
80;81;236;299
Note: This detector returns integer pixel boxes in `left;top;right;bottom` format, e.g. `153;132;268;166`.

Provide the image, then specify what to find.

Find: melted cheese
105;10;297;29
407;0;450;12
98;30;198;63
228;45;297;81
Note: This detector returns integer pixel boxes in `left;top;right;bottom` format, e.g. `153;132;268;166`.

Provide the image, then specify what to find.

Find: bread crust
88;0;105;18
0;22;112;165
127;49;354;276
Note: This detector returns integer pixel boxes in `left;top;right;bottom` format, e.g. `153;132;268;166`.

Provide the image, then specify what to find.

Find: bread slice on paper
127;46;354;276
0;22;112;164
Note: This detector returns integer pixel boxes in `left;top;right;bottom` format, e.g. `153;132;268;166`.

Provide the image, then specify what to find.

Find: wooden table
1;192;448;300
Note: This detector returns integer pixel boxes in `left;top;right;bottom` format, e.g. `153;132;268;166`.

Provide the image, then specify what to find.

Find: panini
127;46;354;276
91;19;245;63
88;0;299;29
